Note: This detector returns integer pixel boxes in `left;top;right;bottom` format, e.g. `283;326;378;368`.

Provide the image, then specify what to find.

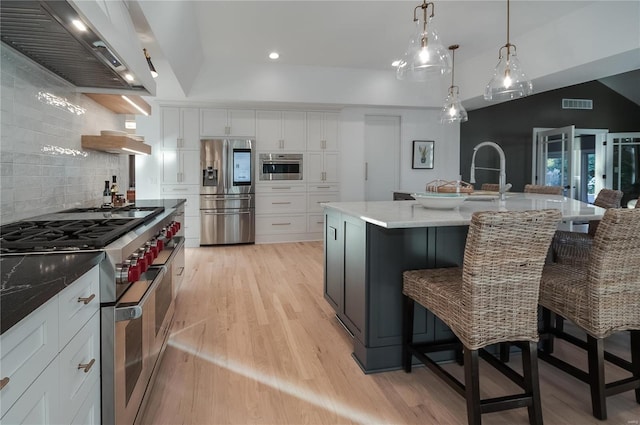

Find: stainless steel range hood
0;0;154;94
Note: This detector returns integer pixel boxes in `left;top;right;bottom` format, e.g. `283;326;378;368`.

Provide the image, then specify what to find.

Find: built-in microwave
259;153;303;180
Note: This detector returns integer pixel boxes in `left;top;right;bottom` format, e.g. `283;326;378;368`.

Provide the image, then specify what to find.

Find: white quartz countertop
323;193;606;228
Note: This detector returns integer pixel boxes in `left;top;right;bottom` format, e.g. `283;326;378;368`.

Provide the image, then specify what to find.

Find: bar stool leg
631;330;640;403
464;348;482;425
402;295;415;373
587;335;607;420
522;341;544;425
540;307;554;354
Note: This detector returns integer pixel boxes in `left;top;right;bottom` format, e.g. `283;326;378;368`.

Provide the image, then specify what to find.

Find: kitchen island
323;193;606;373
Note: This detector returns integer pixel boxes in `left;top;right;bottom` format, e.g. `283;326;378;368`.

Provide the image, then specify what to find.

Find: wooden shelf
83;93;151;115
81;135;152;155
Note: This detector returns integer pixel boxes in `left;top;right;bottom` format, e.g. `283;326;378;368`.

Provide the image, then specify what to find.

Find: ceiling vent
562;98;593;110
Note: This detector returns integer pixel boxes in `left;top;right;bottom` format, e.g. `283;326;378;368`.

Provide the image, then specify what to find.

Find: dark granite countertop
1;252;105;334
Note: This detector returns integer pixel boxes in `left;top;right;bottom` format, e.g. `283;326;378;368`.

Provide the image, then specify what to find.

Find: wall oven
259;153;303;180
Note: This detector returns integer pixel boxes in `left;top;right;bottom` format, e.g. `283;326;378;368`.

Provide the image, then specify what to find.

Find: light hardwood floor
140;242;640;425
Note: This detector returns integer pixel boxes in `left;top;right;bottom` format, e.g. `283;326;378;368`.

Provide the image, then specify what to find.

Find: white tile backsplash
0;44;130;224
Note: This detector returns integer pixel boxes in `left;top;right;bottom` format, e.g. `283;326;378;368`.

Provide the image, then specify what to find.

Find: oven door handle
114;268;166;322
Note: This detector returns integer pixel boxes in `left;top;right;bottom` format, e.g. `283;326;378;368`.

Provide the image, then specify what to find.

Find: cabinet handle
365;162;368;181
271;186;292;190
78;358;96;373
272;202;291;205
316;186;331;189
322;140;326;149
0;377;9;390
77;293;96;305
177;266;185;277
271;222;291;226
316;221;324;224
172;188;189;191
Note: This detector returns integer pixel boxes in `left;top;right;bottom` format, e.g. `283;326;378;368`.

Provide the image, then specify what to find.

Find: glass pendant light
396;0;451;81
484;0;532;100
440;45;468;124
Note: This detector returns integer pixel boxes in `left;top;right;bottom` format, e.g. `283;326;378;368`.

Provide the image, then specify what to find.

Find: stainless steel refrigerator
200;139;255;245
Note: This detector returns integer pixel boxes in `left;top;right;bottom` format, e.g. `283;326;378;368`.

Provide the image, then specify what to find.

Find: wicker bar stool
524;184;564;195
539;208;640;420
402;209;562;425
480;183;500;192
552;189;623;267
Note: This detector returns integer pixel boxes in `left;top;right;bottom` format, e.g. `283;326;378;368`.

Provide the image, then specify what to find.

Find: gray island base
322;194;605;373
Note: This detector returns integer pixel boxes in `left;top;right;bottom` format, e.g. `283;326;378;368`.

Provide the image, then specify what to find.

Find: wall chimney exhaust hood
0;0;155;95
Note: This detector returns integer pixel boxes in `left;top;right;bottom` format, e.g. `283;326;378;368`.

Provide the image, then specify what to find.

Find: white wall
0;45;128;224
340;107;460;202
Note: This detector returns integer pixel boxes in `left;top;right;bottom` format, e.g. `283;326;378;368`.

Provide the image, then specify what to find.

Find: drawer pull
271;187;292;190
271;222;291;226
272;202;291;205
177;266;185;277
78;358;96;373
0;377;9;390
77;293;96;305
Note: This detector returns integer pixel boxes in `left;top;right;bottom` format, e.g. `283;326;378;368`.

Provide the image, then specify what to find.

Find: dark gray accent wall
460;80;640;192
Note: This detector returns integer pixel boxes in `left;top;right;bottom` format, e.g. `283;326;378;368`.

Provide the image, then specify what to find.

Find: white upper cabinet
307;112;339;152
256;111;306;152
201;109;255;137
161;107;200;150
306;151;339;183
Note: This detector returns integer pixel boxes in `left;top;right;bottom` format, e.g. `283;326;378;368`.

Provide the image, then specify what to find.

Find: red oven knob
156;238;164;251
144;248;154;265
146;242;158;259
128;263;141;282
164;227;173;239
173;221;181;232
134;251;147;272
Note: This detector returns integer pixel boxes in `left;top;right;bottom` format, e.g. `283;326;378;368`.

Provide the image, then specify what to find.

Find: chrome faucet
469;141;510;201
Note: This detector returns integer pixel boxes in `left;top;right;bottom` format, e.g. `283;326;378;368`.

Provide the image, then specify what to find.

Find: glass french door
606;133;640;206
535;126;575;199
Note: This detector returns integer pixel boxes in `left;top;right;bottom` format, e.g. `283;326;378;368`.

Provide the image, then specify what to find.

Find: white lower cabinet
0;266;100;425
308;214;325;233
256;214;307;235
70;380;101;425
2;357;60;425
256;193;306;214
59;313;100;425
161;187;200;247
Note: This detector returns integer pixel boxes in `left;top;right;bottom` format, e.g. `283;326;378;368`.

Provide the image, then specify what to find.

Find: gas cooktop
0;206;165;253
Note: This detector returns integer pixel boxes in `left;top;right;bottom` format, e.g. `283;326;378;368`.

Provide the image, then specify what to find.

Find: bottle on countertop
103;180;111;206
110;175;119;205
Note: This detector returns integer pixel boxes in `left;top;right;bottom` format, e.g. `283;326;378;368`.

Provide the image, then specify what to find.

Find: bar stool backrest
459;209;562;348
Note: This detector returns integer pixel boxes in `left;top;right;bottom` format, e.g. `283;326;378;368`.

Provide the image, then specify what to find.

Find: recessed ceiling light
391;60;401;67
269;52;280;60
124;74;134;81
72;19;87;31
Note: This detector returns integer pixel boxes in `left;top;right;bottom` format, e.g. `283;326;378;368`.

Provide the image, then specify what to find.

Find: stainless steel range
0;204;185;425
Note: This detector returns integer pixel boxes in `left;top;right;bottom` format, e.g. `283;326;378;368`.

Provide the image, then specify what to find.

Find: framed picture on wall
412;140;434;169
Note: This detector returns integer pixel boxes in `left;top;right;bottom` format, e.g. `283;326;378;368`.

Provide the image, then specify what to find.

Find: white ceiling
193;1;590;70
133;1;640;108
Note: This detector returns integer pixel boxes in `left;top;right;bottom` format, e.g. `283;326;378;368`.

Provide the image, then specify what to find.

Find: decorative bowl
412;192;468;209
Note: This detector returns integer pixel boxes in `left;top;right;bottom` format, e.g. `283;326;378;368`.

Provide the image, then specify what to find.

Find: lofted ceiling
131;1;640;109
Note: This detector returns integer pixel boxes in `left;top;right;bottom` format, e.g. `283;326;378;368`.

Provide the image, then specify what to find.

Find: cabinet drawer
255;183;306;193
184;220;201;239
307;193;340;213
161;185;199;195
307;184;339;192
0;299;59;418
182;194;200;217
1;357;60;425
256;215;307;235
59;312;100;425
70;379;100;425
58;266;99;349
256;193;306;214
308;214;325;233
